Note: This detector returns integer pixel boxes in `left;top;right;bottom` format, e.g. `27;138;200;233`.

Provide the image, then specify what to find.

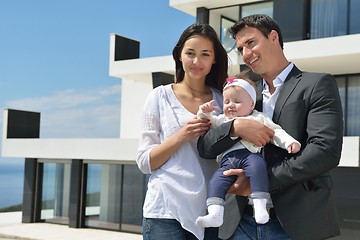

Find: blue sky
0;1;195;163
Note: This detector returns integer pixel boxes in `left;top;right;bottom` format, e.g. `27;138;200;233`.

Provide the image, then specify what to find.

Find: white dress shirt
262;63;294;119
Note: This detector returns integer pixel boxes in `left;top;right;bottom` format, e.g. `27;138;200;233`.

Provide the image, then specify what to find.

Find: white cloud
6;85;121;110
3;84;121;138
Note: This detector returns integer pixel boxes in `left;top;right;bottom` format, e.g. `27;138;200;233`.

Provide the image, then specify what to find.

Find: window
336;74;360;136
220;16;236;53
85;163;122;230
336;77;346;135
310;0;360;38
350;0;360;34
310;0;347;38
121;165;145;232
217;1;274;53
241;1;273;18
84;162;145;233
40;161;71;224
347;75;360;136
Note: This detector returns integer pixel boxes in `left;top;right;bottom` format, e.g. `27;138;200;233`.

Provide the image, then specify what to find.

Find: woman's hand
149;117;210;171
177;117;211;142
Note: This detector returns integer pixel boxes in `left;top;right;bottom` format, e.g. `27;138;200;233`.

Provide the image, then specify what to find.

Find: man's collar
263;62;294;89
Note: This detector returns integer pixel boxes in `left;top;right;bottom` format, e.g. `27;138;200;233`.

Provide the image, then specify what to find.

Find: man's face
235;26;276;76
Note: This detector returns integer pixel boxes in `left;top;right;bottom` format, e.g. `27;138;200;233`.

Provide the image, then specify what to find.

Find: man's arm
268;73;343;191
197;120;237;158
197;118;274;159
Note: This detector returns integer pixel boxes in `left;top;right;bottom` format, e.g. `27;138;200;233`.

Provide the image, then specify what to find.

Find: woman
136;23;228;240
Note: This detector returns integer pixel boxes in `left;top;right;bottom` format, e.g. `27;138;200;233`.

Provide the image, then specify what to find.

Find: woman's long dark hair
172;23;228;92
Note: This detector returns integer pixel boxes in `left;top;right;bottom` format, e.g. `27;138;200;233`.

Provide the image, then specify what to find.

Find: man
197;14;343;240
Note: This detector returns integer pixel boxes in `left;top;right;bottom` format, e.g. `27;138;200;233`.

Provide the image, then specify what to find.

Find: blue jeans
229;214;291;240
142;218;220;240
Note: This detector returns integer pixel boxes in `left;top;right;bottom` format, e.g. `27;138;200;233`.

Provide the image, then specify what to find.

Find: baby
196;74;301;227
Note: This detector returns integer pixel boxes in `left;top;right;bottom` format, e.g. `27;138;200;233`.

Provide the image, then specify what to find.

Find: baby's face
223;86;254;119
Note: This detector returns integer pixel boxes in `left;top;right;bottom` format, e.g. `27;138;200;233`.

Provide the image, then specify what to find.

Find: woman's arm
149;117;210;171
137;87;212;173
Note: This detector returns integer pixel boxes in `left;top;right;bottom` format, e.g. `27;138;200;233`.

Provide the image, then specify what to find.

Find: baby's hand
200;100;219;113
287;142;301;153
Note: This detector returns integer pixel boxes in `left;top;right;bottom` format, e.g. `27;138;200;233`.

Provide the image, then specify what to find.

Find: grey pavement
0;211;142;240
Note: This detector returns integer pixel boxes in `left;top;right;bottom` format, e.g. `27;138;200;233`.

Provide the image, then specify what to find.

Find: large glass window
336;74;360;136
241;2;273;18
350;0;360;34
218;1;274;54
121;165;145;232
310;0;347;38
337;77;346;113
336;77;346;134
221;17;236;53
84;162;145;233
40;161;71;224
347;75;360;136
85;163;122;230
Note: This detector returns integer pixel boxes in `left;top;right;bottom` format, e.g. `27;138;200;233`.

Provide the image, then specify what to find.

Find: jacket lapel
255;80;263;111
272;66;302;123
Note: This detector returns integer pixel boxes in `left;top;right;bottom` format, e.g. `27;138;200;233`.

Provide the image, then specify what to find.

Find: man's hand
232;118;274;147
288;142;301;153
224;169;251;196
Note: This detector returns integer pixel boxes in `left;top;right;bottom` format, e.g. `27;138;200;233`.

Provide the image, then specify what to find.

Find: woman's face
180;35;215;82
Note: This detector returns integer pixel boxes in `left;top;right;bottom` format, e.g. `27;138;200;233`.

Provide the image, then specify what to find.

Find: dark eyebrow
237;37;254;53
244;37;255;45
184;48;213;53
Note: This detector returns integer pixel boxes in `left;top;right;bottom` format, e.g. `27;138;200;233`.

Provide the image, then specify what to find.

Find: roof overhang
169;0;261;16
109;34;360;79
284;34;360;75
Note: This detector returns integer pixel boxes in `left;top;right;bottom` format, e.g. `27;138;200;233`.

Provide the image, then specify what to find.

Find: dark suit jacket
198;66;343;240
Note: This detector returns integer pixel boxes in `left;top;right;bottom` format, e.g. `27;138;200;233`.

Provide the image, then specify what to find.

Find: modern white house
2;0;360;239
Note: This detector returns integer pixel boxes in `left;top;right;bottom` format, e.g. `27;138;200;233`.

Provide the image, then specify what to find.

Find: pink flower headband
224;77;257;103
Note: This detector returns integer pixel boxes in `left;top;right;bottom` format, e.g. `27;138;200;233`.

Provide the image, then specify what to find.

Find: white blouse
136;84;223;240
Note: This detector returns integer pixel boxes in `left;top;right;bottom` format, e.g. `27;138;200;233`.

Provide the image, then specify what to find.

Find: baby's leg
197;151;249;227
197;154;238;227
252;196;269;224
240;153;270;224
196;198;224;227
